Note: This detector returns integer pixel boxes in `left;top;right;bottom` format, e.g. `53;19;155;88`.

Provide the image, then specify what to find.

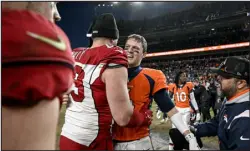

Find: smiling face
124;35;147;68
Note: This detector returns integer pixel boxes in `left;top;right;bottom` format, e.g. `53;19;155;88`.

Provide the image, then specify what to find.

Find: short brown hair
126;34;147;53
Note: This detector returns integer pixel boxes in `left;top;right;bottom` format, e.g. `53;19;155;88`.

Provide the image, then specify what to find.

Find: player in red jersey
168;71;201;150
112;34;200;150
2;2;74;150
59;13;152;150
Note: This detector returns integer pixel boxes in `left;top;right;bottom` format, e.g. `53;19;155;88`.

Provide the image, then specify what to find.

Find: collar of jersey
128;66;142;82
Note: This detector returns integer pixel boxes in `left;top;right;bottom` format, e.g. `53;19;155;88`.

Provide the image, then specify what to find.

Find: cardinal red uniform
60;45;127;150
2;10;75;106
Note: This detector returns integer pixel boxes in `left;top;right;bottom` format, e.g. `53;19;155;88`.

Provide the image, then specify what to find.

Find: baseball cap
210;56;250;83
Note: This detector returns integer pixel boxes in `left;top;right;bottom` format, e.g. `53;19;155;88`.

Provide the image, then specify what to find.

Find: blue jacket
195;90;250;150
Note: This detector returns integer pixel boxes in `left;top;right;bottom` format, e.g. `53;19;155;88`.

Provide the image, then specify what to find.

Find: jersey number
176;92;187;102
71;65;86;102
70;63;103;103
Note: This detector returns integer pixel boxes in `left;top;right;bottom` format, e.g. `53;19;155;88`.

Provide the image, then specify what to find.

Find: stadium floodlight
98;4;101;6
133;2;143;5
111;4;113;7
113;2;119;4
103;4;105;6
211;28;215;31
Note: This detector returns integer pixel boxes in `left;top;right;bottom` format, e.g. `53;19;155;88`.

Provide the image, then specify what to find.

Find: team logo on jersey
26;31;67;51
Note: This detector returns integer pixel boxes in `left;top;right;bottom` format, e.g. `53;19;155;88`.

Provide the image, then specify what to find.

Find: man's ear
143;52;147;58
237;80;247;89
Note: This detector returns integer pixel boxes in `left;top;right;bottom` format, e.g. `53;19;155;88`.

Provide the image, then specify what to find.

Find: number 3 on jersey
70;62;104;102
176;91;187;102
71;64;85;102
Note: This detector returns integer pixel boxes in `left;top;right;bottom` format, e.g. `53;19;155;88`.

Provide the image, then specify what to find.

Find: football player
168;71;201;150
112;34;200;150
2;2;74;150
60;14;152;150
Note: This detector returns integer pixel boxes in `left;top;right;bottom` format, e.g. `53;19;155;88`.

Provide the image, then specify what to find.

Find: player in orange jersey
112;34;200;150
168;71;201;150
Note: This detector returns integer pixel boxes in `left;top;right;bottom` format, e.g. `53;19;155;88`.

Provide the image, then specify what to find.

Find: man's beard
221;83;237;100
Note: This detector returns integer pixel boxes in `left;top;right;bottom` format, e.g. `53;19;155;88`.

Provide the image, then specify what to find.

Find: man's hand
189;125;198;135
185;133;201;150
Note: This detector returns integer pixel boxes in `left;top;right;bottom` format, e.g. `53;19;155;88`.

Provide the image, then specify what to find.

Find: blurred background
57;1;250;82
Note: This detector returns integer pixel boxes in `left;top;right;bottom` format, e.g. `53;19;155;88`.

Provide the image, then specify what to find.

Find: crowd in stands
117;2;250;35
142;54;249;83
147;24;249;53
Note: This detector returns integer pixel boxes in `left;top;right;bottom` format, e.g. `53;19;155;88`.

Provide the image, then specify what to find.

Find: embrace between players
2;2;200;150
59;13;201;150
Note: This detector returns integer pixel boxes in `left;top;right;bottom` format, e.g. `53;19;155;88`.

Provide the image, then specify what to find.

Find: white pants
169;107;191;150
172;107;191;128
114;136;153;150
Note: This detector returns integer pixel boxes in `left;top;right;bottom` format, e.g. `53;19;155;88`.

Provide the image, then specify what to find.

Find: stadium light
113;2;119;4
103;4;105;6
111;4;113;7
98;4;100;7
133;2;143;5
211;28;215;31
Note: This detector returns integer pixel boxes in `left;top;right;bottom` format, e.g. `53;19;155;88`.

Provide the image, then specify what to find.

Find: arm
169;91;174;101
194;115;219;137
102;66;133;126
153;89;200;150
2;98;60;150
192;100;224;137
190;91;199;112
102;66;151;127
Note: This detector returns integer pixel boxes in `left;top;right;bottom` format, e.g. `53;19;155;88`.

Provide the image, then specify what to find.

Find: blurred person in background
2;2;75;150
194;79;211;122
168;71;201;150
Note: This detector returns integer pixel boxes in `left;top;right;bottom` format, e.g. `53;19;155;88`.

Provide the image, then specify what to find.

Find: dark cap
210;56;250;83
86;13;119;40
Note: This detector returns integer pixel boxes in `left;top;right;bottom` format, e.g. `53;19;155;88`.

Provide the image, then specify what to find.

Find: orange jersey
168;82;194;108
112;67;167;141
167;83;175;92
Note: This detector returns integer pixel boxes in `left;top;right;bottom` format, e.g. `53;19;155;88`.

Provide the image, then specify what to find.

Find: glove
141;109;153;126
126;101;153;127
156;110;162;119
140;101;153;126
195;112;201;122
185;133;201;150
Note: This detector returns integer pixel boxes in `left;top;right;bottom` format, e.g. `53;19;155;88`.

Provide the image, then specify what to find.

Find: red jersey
168;82;194;108
2;10;75;106
61;45;128;147
113;67;167;141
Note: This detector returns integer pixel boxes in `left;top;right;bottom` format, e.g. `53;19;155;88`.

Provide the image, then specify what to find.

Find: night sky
56;1;202;49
